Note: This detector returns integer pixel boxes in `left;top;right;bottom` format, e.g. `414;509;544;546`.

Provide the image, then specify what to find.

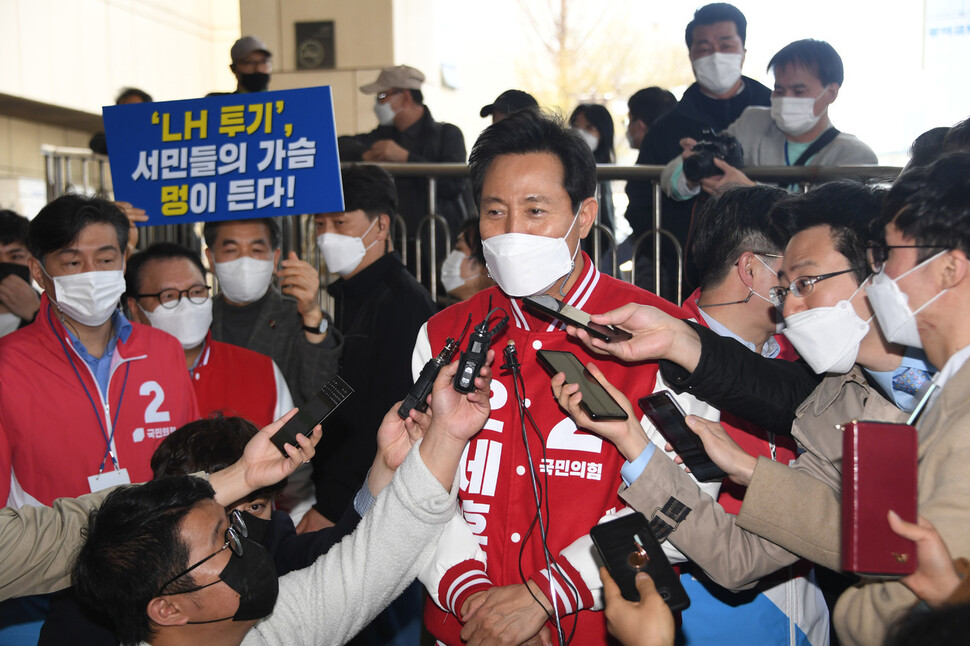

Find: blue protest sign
103;86;344;226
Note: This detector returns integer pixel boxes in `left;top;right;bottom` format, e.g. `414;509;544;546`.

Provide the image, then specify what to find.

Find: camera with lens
682;130;744;182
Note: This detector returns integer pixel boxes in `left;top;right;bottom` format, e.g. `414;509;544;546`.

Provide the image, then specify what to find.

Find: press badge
88;468;131;492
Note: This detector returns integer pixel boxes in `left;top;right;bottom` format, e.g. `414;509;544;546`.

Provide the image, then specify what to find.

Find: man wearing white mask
664;39;877;199
626;3;770;299
441;218;494;301
203;218;340;408
125;242;293;428
304;165;434;531
833;154;970;645
411;110;708;646
0;195;199;507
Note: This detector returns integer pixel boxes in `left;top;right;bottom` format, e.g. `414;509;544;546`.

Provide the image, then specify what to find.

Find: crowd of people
1;2;969;646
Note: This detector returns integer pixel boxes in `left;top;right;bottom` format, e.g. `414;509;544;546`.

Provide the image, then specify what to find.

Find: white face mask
482;208;581;298
782;281;870;374
0;312;21;337
373;100;396;126
769;88;829;137
865;251;948;348
441;250;470;293
214;257;275;304
317;217;378;277
573;128;599;153
692;52;744;96
48;269;125;327
141;297;213;349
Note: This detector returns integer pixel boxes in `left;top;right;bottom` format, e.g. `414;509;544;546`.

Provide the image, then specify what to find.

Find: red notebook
841;420;918;576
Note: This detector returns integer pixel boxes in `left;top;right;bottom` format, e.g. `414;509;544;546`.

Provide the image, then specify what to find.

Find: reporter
601;568;674;646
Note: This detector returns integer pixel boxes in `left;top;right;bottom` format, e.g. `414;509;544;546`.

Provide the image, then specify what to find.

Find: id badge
88;468;131;493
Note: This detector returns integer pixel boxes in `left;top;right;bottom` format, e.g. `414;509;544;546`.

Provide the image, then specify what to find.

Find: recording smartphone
536;349;627;420
638;391;726;483
590;512;690;611
270;376;354;457
522;295;632;343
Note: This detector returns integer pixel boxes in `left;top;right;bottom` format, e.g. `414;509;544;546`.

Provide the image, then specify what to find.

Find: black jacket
660;321;821;436
311;253;437;520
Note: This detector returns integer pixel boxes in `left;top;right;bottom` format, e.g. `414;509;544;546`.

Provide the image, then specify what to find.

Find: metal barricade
631;229;684;305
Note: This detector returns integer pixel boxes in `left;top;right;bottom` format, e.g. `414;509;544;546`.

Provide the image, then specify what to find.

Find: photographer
662;39;876;200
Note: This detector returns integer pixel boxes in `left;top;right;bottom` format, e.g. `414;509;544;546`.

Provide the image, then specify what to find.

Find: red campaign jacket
190;331;290;428
0;296;200;506
417;255;686;645
681;290;798;513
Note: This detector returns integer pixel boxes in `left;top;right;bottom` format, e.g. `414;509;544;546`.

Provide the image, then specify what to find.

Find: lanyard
47;307;129;472
906;382;938;426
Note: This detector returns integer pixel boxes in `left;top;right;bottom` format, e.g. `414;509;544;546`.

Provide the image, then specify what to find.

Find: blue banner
103;86;344;226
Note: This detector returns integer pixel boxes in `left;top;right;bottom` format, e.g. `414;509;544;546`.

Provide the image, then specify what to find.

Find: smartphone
536;349;627;420
523;295;632;343
590;512;690;611
638;391;726;483
270;376;354;457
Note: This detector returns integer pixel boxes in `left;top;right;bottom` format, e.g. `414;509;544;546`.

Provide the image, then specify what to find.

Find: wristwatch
302;317;329;335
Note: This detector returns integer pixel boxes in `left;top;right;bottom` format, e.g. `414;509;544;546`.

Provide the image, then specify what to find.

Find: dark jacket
660;321;821;436
626;78;772;297
311;253;436;521
341;107;472;235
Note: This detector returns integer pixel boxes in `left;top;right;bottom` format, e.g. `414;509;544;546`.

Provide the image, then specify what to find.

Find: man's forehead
216;221;270;243
142;256;203;284
481;152;568;198
781;225;839;274
180;500;226;551
314;209;368;221
691;20;740;45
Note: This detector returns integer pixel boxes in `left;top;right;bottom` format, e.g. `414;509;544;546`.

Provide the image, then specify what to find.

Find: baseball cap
359;65;426;94
480;90;539;118
231;36;271;64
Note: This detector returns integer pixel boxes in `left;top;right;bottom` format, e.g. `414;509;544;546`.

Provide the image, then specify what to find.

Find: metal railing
40;146;903;302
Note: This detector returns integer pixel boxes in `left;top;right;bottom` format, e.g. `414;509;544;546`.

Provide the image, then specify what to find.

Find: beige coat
834;361;970;645
619;366;902;588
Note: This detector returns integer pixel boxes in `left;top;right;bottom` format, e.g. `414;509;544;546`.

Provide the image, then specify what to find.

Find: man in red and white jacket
0;196;199;507
411;111;715;645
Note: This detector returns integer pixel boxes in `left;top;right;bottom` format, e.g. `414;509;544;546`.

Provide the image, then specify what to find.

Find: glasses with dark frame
157;509;248;596
866;243;948;274
136;284;211;309
768;269;856;308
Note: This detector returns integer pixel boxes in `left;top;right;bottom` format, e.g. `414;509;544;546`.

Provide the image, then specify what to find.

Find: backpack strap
792;127;841;166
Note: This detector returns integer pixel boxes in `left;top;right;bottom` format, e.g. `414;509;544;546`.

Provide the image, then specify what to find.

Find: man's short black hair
628;87;677;127
907;127;950;170
151;415;286;501
125;242;207;298
468;109;596;213
883;153;970;260
0;209;29;247
768;39;844;87
73;475;215;645
773;180;886;283
28;195;129;265
942;116;970;154
691;185;793;289
203;218;281;250
339;164;399;221
116;87;153;104
685;3;747;48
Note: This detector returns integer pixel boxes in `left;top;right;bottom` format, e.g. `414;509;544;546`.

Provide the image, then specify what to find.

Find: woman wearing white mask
663;39;877;201
439;219;494;302
569;104;616;267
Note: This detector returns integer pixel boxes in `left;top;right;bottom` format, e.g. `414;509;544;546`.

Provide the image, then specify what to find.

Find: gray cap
359;65;425;94
231;36;271;64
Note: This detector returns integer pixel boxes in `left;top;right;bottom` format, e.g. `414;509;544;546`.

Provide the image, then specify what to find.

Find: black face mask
0;263;30;283
187;538;279;623
239;511;271;545
239;72;269;93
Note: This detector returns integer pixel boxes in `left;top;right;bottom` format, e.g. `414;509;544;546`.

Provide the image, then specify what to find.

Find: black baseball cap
480;90;539;118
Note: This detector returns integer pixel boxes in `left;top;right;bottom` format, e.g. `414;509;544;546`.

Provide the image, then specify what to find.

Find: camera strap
791;127;841;166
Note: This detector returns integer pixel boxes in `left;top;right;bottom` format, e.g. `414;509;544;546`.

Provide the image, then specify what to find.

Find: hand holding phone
537;350;627;420
638;391;726;483
591;512;690;610
523;295;632;343
270;376;354;456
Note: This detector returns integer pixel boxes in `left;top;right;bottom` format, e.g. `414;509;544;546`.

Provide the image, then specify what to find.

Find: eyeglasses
376;90;400;102
866;243;948;274
157;510;248;596
136;284;210;309
768;268;856;307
